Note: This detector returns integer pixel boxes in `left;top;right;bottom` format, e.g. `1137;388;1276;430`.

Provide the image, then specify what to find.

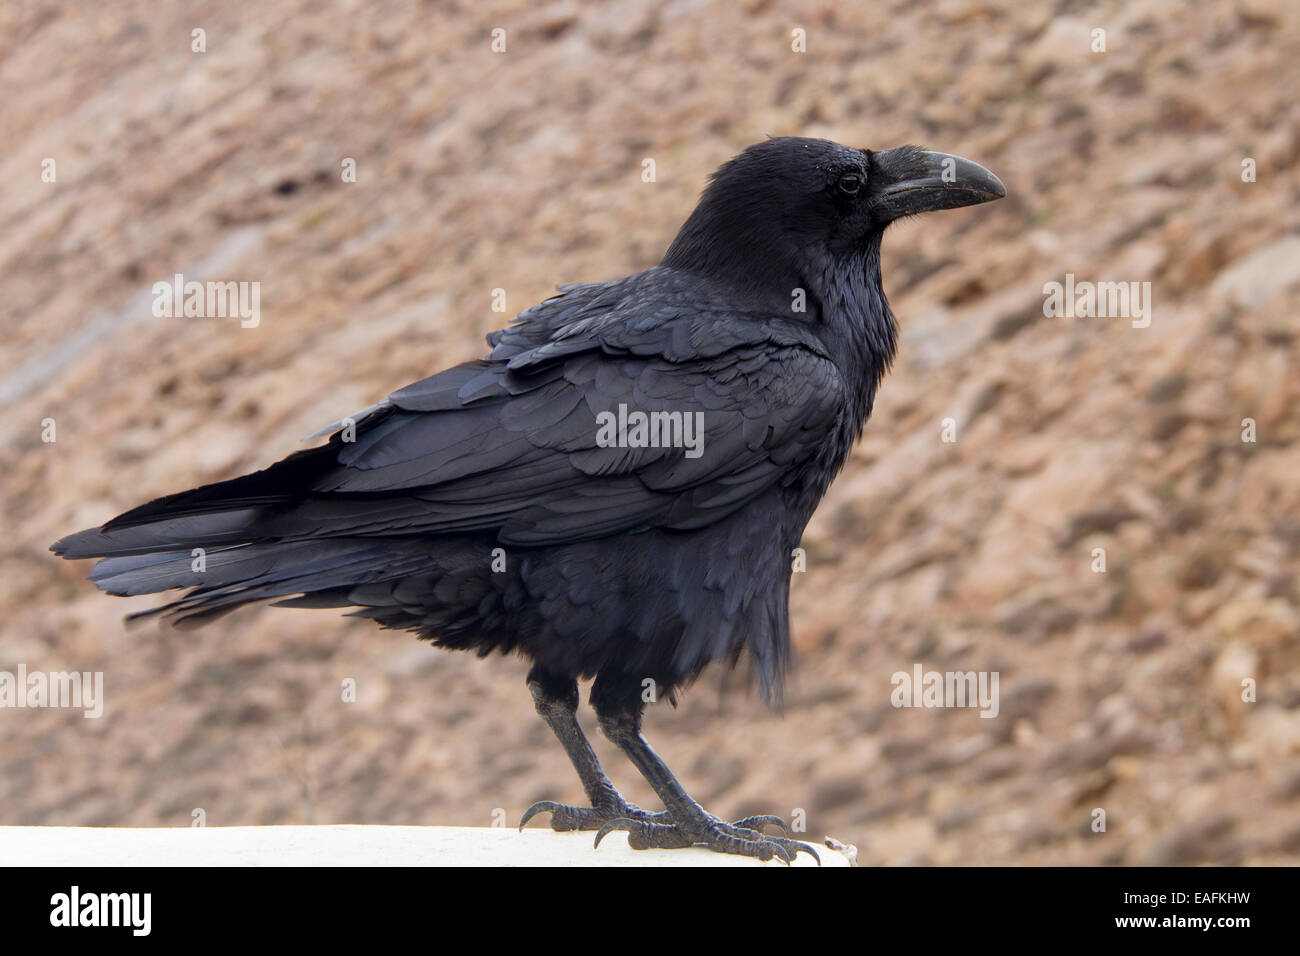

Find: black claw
533;799;817;864
526;799;661;832
595;816;647;848
592;813;818;864
593;816;640;849
780;839;821;865
732;814;791;835
519;800;561;831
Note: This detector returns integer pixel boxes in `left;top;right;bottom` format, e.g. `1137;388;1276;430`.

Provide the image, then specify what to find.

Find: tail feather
100;443;338;532
112;539;437;627
48;420;449;628
53;509;271;561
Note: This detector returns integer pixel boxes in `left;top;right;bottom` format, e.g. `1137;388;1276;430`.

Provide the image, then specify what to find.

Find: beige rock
1213;598;1299;651
1210;235;1300;309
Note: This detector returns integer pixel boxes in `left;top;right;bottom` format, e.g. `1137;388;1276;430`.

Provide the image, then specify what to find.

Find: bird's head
663;137;1005;293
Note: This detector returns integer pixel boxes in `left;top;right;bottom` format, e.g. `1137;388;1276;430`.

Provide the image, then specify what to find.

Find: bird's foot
519;798;669;832
593;814;820;865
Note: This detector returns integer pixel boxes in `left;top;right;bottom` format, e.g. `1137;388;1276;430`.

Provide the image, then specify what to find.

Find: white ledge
0;825;853;867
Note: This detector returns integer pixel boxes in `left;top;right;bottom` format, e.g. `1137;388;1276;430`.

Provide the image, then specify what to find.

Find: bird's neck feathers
663;198;896;433
802;235;898;435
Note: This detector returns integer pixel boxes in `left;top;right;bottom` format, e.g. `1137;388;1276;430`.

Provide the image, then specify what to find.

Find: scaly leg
590;672;818;864
518;665;666;831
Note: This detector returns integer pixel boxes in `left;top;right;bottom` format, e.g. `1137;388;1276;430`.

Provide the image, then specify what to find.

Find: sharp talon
733;814;790;835
519;800;559;830
788;841;821;865
593;817;638;849
587;806;809;862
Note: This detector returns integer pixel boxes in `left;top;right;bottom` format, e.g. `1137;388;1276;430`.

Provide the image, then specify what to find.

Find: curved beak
870;146;1006;221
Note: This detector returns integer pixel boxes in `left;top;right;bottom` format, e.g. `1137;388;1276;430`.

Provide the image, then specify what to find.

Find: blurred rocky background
2;0;1298;865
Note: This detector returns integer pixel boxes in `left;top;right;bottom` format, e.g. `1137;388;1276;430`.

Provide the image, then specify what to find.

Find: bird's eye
837;173;863;196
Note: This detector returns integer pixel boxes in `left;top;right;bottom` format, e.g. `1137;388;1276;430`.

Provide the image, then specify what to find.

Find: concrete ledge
0;825;853;867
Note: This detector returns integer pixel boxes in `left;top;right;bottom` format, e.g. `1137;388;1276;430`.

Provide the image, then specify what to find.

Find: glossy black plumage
54;137;1004;860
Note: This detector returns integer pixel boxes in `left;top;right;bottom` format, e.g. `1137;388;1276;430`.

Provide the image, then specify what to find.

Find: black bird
53;138;1004;863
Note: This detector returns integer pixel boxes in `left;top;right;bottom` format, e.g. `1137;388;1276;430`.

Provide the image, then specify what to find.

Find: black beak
870;146;1006;221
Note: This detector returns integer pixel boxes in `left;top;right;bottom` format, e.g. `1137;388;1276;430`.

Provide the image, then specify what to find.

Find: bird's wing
305;327;843;546
54;286;845;557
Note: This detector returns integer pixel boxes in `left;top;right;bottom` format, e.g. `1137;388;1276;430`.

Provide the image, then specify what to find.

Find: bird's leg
518;666;668;832
590;678;819;864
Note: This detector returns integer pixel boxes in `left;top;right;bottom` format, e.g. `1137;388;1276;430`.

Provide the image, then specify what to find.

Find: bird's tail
50;441;433;628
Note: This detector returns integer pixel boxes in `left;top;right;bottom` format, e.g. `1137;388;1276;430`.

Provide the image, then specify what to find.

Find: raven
53;138;1004;863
